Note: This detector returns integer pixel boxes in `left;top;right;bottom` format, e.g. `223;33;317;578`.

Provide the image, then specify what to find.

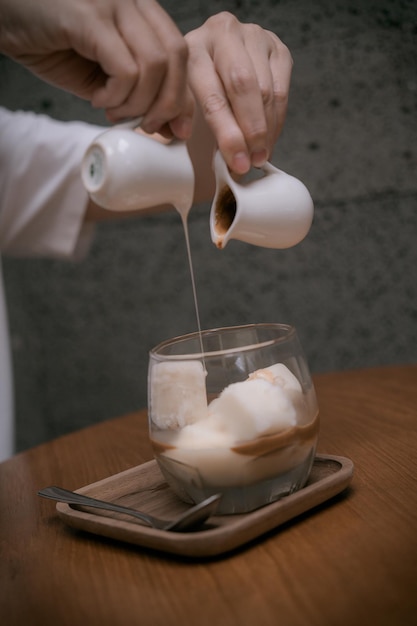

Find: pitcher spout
81;123;195;215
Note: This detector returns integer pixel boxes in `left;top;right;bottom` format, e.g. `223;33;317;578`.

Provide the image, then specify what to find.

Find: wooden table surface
1;364;417;626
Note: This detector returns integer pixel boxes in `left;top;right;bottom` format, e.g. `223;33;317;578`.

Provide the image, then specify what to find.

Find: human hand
185;12;293;174
0;0;193;138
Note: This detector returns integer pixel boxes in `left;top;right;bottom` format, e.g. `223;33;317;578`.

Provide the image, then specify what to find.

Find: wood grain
55;455;353;557
1;364;417;626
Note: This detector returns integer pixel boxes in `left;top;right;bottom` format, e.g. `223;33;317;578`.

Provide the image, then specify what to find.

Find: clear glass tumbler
148;323;319;514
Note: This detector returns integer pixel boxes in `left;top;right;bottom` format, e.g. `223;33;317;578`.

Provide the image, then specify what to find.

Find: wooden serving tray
56;454;354;558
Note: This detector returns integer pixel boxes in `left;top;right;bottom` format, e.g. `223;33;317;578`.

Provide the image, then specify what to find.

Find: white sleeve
0;107;105;258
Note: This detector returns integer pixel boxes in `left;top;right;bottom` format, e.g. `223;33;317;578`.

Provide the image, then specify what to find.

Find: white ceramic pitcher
210;150;314;249
81;119;195;215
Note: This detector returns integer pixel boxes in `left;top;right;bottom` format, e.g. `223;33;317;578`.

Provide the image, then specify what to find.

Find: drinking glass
148;323;319;514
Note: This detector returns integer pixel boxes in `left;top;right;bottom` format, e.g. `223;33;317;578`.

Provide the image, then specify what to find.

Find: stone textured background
1;0;416;453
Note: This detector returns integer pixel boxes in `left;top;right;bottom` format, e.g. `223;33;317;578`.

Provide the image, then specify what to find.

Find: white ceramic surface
210;151;314;249
81;122;195;215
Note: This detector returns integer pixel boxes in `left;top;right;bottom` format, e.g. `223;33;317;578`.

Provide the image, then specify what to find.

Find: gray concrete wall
1;0;416;453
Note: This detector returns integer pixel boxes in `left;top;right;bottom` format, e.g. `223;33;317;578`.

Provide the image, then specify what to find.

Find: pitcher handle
260;161;280;175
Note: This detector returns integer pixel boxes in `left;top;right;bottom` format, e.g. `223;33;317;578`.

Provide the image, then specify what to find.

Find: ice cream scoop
151;362;305;446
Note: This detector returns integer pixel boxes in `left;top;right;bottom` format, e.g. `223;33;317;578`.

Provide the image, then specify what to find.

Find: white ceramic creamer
210;150;314;249
81;119;195;215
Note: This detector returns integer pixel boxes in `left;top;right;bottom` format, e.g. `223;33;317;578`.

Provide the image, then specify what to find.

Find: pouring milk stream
81;118;205;353
81;120;314;348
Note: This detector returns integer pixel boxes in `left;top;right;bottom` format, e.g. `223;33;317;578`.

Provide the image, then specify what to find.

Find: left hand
185;12;293;174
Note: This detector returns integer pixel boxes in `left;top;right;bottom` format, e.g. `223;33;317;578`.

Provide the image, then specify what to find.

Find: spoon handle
38;486;159;528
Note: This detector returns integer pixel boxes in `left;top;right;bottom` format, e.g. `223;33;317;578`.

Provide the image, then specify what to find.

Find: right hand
0;0;194;138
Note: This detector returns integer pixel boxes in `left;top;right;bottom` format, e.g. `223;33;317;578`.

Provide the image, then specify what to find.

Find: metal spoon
38;486;221;532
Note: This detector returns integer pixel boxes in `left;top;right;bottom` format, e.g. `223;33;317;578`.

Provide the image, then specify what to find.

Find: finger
265;31;293;140
76;20;139;110
186;13;276;173
22;49;107;100
168;86;195;140
135;0;190;134
187;40;252;174
186;24;255;173
104;6;169;121
105;0;190;130
240;26;284;162
212;35;269;163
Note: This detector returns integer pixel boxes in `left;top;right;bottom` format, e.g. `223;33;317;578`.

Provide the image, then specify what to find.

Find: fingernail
231;151;251;174
251;149;268;167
